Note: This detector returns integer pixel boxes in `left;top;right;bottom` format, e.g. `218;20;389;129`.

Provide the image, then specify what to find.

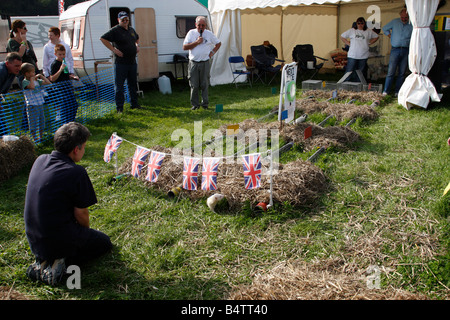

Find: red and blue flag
201;157;220;191
131;146;150;178
145;150;165;182
182;157;200;190
103;134;123;163
242;153;262;189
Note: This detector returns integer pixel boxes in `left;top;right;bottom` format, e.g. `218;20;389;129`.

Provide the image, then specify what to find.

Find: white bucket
307;61;314;69
2;135;19;142
158;75;172;94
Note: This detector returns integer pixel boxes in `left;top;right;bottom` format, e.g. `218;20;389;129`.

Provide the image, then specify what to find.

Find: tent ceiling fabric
398;0;441;109
209;0;351;13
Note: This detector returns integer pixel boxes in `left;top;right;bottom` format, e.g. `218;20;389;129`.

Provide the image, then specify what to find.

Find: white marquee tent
209;0;352;86
209;0;446;111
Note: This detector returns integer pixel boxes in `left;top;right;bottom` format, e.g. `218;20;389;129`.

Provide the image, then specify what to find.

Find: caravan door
134;8;158;81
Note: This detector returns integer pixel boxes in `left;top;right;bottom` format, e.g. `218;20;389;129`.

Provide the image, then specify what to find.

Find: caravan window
61;20;74;48
73;20;81;49
176;16;197;38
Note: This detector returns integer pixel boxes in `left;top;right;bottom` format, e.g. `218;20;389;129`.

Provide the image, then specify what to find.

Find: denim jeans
114;63;138;112
383;47;409;94
345;58;367;82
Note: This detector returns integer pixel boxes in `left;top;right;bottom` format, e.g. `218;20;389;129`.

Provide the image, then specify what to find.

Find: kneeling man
24;122;112;285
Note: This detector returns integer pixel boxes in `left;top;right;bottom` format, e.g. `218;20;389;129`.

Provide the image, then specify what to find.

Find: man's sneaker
26;260;48;282
382;92;387;97
191;106;199;110
41;258;66;286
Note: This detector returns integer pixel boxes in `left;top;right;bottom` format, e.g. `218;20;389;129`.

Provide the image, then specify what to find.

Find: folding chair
228;56;252;88
250;45;284;85
292;44;328;80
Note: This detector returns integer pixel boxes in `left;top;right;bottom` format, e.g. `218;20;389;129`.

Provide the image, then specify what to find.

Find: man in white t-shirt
42;27;75;79
183;16;221;110
340;17;378;82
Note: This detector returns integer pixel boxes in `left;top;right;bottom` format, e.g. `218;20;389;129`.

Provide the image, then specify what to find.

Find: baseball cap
118;11;129;19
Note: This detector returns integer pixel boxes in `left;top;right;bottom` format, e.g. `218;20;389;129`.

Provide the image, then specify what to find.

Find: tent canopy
208;0;424;86
209;0;351;13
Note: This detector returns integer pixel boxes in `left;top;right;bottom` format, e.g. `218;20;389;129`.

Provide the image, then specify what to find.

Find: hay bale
296;98;379;122
118;146;328;210
281;122;360;151
0;136;36;183
301;89;383;103
217;119;361;152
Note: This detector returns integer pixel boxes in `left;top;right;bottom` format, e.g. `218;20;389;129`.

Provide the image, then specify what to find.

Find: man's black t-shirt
24;151;97;261
101;25;139;65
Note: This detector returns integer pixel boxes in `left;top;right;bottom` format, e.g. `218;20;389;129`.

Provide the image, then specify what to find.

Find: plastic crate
363;83;383;93
302;80;323;90
337;81;363;92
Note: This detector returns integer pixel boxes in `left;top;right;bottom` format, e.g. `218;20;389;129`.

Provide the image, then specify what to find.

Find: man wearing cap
183;16;221;110
100;11;141;113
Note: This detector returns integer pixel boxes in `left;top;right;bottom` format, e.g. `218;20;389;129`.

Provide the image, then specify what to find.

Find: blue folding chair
228;56;252;88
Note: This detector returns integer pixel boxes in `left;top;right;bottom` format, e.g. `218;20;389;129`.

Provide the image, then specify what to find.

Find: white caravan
58;0;211;81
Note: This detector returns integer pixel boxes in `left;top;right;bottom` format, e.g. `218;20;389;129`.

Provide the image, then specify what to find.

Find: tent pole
280;7;284;61
336;3;341;49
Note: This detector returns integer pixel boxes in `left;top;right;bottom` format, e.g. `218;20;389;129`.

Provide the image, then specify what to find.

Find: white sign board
278;62;298;123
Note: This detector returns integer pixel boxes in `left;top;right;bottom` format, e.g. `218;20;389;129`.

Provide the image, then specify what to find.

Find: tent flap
398;0;441;109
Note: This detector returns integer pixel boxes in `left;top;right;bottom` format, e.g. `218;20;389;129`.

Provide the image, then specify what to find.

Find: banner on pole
278;62;298;124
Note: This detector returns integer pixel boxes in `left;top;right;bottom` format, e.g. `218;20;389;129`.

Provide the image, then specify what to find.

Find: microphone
199;30;203;37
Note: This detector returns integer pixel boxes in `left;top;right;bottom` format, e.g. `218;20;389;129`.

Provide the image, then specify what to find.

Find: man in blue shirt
0;52;22;135
382;8;413;96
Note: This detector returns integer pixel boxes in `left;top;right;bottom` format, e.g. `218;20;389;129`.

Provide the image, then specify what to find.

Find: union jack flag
242;153;262;190
131;146;150;178
103;134;123;163
201;157;220;191
145;150;165;182
182;157;200;190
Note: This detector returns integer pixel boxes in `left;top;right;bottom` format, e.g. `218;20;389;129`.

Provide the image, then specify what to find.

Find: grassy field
0;78;449;301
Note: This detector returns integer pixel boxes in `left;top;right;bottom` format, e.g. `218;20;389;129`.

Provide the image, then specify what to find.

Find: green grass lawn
1;79;449;300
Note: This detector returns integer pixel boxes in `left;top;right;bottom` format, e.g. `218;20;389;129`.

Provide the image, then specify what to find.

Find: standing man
183;16;221;110
382;8;413;96
0;52;22;135
42;27;76;80
24;122;112;286
100;11;141;113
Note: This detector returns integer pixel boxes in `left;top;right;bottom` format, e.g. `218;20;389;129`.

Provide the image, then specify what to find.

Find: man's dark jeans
114;63;138;112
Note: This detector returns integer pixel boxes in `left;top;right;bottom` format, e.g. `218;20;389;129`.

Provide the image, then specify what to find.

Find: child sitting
21;62;50;142
50;44;79;124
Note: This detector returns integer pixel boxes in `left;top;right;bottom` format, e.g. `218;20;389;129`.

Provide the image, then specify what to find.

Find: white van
59;0;211;82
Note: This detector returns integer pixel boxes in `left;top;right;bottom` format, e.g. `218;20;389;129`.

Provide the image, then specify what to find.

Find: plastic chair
292;44;328;80
228;56;252;88
250;45;284;85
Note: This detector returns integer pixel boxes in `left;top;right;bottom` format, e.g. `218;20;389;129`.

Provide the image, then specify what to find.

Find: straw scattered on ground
296;98;379;122
301;89;384;103
228;258;430;300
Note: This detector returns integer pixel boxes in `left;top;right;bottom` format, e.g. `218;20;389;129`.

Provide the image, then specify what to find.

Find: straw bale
217;119;360;152
301;89;383;103
0;136;36;183
280;121;360;151
229;258;430;300
296;98;379;121
118;146;328;210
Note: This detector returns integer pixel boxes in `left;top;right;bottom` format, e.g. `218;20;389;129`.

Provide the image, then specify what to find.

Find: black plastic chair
292;44;328;80
250;45;284;85
228;56;252;88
